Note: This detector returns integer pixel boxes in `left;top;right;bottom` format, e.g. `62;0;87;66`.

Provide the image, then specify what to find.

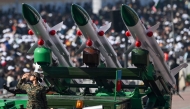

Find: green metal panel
14;100;27;108
0;101;15;109
0;100;5;107
1;95;132;109
47;95;129;109
41;66;142;80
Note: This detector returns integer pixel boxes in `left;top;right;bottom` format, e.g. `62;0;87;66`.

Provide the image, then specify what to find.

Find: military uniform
17;73;47;109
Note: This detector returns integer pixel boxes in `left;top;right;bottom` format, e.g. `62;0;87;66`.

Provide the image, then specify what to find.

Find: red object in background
38;39;44;45
76;30;82;36
116;80;122;92
12;25;17;31
86;39;93;46
164;53;169;61
43;19;46;23
152;6;157;12
135;41;141;47
28;30;34;35
98;31;104;36
146;31;153;37
94;20;99;25
125;31;131;37
1;61;6;67
49;30;56;35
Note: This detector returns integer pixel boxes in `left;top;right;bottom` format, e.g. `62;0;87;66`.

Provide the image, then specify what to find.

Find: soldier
17;72;48;109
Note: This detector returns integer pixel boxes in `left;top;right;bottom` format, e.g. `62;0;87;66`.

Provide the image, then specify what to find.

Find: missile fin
125;42;135;55
51;21;63;31
153;0;160;6
74;42;86;55
147;22;160;32
98;22;112;33
27;42;38;53
171;63;188;76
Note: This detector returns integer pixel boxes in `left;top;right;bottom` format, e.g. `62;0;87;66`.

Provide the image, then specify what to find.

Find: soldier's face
29;75;36;81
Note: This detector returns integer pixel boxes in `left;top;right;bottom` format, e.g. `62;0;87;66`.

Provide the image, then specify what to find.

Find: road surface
172;86;190;109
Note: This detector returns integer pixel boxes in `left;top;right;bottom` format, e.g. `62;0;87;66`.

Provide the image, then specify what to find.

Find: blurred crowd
0;0;190;93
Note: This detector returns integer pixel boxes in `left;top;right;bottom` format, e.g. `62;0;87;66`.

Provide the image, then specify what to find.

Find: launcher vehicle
0;47;175;109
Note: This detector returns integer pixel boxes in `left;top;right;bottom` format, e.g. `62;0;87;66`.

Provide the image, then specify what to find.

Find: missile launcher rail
0;47;173;109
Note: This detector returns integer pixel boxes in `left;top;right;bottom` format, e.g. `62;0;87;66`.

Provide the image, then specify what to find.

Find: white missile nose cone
71;4;89;26
121;4;139;26
22;3;41;25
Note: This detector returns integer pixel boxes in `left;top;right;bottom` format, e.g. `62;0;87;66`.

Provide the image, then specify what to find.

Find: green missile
121;4;139;27
22;3;41;25
71;4;89;26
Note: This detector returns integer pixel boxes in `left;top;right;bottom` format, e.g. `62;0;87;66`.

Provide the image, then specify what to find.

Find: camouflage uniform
17;74;47;109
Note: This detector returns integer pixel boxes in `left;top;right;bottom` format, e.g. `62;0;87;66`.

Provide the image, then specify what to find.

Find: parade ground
172;86;190;109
